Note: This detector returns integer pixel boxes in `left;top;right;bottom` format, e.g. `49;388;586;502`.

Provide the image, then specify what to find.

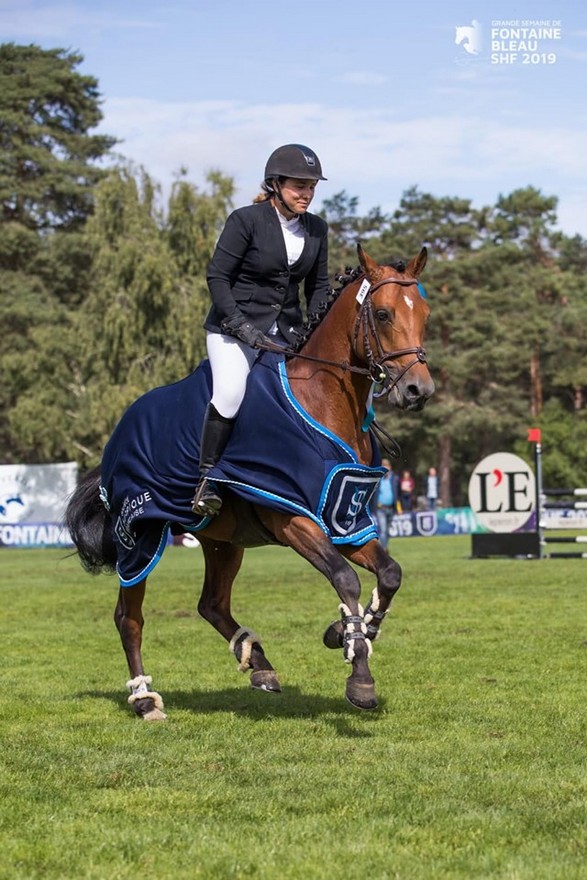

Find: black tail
64;466;117;574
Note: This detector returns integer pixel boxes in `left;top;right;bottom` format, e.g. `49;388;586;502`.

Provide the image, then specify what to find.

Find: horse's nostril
406;385;421;400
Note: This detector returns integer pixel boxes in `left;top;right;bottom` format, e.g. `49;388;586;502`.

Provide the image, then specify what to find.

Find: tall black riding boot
191;403;236;516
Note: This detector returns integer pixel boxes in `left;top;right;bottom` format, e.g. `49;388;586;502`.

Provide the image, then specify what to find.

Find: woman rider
192;143;330;517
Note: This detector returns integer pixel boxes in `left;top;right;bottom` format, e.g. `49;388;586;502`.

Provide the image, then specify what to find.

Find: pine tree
0;43;116;231
0;43;116;462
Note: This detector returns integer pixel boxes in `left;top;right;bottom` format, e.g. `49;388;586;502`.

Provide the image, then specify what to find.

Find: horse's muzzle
389;375;435;410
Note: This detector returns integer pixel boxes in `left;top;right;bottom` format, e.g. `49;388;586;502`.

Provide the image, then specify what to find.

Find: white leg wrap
339;603;372;664
364;588;389;641
229;627;263;672
364;588;380;618
126;674;165;711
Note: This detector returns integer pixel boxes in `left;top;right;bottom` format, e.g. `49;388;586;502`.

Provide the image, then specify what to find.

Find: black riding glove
221;316;271;349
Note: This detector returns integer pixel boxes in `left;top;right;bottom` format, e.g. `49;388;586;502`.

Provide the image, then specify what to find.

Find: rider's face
278;178;318;215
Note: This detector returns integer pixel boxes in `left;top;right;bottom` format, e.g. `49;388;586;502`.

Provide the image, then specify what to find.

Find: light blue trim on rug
118;523;170;588
277;360;358;462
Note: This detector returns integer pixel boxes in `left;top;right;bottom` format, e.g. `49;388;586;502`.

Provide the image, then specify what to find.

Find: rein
259;276;428;391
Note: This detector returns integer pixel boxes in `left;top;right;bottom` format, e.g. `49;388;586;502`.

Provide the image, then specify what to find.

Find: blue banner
389;507;484;538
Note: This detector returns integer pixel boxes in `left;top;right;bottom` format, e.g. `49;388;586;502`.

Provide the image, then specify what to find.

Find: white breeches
206;332;259;418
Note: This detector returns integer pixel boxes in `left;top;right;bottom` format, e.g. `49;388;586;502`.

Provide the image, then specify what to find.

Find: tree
165;169;235;373
6;165;235;465
489;186;559;260
0;43;116;463
0;43;116;231
373;186;481;263
320;191;388;276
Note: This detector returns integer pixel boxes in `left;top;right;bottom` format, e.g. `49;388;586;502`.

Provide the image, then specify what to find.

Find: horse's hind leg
197;536;281;693
114;579;167;721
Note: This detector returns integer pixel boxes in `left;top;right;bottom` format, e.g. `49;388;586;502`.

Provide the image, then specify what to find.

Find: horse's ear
357;243;384;282
405;247;428;278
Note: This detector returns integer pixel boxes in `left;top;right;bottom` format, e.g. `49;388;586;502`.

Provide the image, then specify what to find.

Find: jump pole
527;427;544;558
528;427;587;558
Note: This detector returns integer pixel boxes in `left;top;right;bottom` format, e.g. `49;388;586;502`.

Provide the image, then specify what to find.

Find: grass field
1;536;586;880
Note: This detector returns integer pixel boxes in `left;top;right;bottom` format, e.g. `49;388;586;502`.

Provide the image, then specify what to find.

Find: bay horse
65;245;434;719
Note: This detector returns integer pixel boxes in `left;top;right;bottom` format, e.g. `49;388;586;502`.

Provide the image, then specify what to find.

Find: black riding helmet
264;144;327;182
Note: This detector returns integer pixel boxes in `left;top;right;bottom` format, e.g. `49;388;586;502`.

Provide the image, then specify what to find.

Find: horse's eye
375;309;392;323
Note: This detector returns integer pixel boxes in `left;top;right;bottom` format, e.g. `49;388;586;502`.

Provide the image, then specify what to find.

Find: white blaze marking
403;294;414;310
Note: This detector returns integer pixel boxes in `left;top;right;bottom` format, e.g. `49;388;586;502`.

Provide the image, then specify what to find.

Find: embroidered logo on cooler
322;469;382;537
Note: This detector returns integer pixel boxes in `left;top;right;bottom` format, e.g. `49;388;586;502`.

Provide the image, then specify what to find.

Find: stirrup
191;478;222;517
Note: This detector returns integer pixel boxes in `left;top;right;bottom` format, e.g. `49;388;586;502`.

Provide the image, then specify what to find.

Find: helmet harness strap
272;179;300;218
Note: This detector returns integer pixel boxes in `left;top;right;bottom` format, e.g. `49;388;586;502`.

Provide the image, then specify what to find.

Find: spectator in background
375;458;398;550
399;469;415;512
426;466;439;510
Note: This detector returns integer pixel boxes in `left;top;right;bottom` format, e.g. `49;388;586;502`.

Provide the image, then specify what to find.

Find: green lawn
0;537;585;879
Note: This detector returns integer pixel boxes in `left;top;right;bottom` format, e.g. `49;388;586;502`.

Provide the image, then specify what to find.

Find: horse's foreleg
347;541;402;642
322;540;402;646
114;580;167;721
197;537;281;693
276;516;377;710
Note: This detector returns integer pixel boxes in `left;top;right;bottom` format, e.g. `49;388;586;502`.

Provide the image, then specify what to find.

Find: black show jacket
204;198;330;345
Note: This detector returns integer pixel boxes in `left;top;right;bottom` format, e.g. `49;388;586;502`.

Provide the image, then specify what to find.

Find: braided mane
292;258;407;352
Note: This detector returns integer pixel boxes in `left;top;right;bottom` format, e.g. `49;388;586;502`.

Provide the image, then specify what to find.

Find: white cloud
0;0;160;39
99;97;587;235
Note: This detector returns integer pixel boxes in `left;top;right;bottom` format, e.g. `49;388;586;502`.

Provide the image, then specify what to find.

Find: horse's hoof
345;679;378;711
132;697;167;720
142;707;168;721
323;619;344;649
250;669;282;693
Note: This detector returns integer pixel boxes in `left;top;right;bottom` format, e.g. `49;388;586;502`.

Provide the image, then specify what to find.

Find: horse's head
355;245;435;411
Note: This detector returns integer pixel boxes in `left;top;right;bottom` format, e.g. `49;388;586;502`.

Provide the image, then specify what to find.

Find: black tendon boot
191;403;236;516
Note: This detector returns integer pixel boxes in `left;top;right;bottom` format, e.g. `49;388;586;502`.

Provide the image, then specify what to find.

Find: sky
3;0;587;237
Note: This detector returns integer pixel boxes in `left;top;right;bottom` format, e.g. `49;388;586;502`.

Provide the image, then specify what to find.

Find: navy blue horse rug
99;352;385;586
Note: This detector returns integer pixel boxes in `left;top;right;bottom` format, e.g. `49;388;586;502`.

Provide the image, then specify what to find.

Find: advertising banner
389;507;484;539
0;462;78;548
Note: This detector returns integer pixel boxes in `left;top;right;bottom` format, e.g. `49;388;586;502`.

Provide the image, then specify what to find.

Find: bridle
260;275;428;396
355;276;428;394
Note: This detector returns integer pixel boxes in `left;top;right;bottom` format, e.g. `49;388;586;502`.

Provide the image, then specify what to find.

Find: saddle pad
210;356;384;542
100;353;384;586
